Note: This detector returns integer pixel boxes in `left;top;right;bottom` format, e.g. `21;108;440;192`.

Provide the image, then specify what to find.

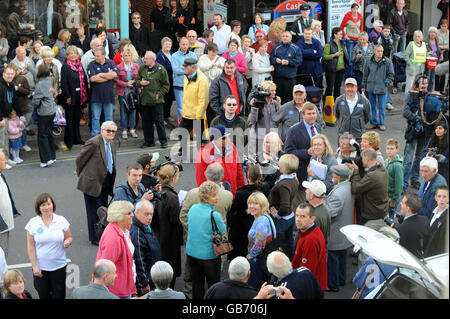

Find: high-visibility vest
411;41;427;63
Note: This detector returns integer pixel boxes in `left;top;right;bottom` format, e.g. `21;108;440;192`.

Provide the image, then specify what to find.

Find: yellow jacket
182;69;209;120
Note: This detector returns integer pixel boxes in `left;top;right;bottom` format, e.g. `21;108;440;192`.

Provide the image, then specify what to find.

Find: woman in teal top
186;181;226;299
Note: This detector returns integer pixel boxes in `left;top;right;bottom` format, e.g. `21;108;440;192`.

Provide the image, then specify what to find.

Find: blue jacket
270;42;302;79
186;203;226;260
156;50;173;73
418;173;447;218
296;38;323;78
170;49;197;88
113;182;146;207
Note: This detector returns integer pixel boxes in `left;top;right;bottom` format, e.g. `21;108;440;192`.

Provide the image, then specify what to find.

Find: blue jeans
403;137;427;188
91;102;114;136
118;96;136;130
393;34;407;53
275;215;295;259
386;92;392;104
345;39;358;78
174;87;184;122
368;92;387;126
247;258;268;289
327;250;347;289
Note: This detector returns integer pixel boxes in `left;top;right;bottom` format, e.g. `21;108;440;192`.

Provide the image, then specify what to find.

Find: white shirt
211;24;231;55
346;94;359;115
430;205;448;226
25;214;70;271
123;229;136;283
0;174;14;234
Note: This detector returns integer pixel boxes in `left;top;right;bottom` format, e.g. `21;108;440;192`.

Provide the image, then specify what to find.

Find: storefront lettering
365;4;380;28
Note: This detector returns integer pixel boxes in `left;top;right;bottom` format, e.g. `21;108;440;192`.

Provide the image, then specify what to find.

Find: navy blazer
284;121;322;184
397;214;430;259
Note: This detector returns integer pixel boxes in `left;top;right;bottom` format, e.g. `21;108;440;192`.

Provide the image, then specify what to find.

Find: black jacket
396;214;430;258
227;183;271;259
60;62;89;107
130;23;152;57
130;217;162;290
0;77;20;120
69;34;92;55
425;208;448;257
204;279;258;299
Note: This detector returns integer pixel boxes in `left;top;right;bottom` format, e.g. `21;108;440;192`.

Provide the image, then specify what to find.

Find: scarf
67;59;87;105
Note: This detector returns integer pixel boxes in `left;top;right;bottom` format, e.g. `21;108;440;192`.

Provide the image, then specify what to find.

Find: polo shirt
225;73;241;115
25;214;70;271
87;59;118;104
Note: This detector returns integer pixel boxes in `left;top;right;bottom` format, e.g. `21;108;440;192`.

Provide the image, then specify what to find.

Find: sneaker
13;158;23;164
366;124;376;129
122;131;128;139
130;130;138;138
22;145;32;152
47;159;56;166
40;162;48;168
386;103;394;110
379;125;386;131
7;159;17;166
5;164;12;170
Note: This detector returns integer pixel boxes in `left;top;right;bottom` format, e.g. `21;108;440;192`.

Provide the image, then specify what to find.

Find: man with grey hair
76;121;118;245
204;256;258;299
136;50;170;149
267;251;323;299
348;148;389;229
82;37;103;74
87;45;118;137
130;199;162;296
144;261;185;299
72;259;119;299
179;161;232;298
418;156;447;218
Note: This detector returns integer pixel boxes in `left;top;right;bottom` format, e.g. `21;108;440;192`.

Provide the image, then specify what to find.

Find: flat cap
329;164;351;179
183;58;198;66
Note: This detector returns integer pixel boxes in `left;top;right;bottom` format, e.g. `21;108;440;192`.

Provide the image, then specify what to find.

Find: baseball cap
345;78;358;86
183;58;197;67
293;84;306;93
302;180;327;197
209;124;230;141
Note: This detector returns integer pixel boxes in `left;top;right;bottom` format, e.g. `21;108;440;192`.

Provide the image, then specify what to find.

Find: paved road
3;91;409;299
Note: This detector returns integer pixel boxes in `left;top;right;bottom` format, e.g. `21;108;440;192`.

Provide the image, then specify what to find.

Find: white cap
293;84;306;93
302;180;327;197
345;78;358;86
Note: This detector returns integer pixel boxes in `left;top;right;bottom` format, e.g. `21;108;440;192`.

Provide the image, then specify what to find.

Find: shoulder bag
211;211;233;256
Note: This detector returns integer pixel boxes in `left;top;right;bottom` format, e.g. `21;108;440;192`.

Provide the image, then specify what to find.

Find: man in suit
72;259;119;299
285;102;322;208
425;185;449;257
418;157;448;218
395;191;430;258
76;121;117;245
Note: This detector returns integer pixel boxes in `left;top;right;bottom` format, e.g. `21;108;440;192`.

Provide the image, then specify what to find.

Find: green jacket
135;63;170;106
384;155;404;204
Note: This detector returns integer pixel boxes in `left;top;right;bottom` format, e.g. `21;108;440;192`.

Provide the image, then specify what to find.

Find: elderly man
324;165;355;292
270;31;303;104
334;78;371;143
362;44;394;131
348;149;389;229
179;161;233;299
130;199;162;296
11;46;36;92
290;3;313;43
113;162;154;206
82;38;103;74
170;37;197;121
187;30;205;59
204;256;258;299
268;251;323;299
87;46;118;137
209;59;248;117
72;259;119;299
136;51;170;149
292;203;328;291
418;157;448;218
144;261;185;299
0;149;21;257
76;121;118;245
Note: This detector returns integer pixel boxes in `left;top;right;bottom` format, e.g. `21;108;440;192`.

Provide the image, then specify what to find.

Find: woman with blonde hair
361;130;384;166
311;20;325;47
29;40;43;66
52;29;71;63
96;200;136;298
246;191;275;288
2;270;32;299
156;164;183;289
307;134;338;193
268;18;287;44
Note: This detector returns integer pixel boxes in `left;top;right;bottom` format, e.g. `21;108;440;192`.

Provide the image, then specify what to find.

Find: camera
146;186;166;202
428;146;440;158
148;155;184;175
340;140;364;176
252;85;271;109
269;287;281;296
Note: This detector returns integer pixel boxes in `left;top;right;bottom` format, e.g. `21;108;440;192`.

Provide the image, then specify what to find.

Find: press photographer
424;119;449;182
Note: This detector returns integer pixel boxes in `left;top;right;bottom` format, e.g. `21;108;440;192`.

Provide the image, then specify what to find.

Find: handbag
79;109;87;126
211;211;233;256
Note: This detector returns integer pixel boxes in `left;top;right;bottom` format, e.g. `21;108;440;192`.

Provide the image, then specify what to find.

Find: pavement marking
8;259;72;269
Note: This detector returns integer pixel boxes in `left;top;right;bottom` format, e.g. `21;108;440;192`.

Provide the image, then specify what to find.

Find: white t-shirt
123;229;136;283
25;214;70;271
211;24;232;55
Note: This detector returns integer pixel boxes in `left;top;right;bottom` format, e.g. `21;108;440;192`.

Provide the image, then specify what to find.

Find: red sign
273;0;307;12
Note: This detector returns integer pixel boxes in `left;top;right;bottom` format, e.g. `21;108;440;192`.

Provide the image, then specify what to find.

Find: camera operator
136;152;162;190
113;162;154;207
248;80;281;159
347;149;389;229
403;74;446;190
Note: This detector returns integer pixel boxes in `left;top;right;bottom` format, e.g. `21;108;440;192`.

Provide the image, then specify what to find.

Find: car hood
340;225;448;288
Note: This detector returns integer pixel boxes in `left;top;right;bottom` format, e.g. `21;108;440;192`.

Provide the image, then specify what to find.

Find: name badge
357;104;363;108
75;88;80;91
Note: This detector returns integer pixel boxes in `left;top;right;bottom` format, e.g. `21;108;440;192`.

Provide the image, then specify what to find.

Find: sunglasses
104;129;117;134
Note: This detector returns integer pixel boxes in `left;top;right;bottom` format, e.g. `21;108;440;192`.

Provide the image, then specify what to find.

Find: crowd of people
0;0;449;300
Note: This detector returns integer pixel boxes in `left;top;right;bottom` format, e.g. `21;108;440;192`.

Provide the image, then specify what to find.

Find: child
384;138;404;219
425;185;448;257
376;24;394;59
7;110;24;164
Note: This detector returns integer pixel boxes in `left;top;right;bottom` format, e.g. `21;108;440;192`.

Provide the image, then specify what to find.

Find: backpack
123;87;140;112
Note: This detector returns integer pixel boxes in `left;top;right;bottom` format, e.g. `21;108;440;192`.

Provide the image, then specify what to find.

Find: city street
3;91;409;299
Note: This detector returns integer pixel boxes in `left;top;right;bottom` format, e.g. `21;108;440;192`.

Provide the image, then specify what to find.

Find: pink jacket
96;222;136;297
7;117;23;140
222;51;248;75
115;62;140;97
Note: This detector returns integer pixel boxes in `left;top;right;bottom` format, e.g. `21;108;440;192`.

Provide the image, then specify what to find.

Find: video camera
252;85;271;109
146;155;184;202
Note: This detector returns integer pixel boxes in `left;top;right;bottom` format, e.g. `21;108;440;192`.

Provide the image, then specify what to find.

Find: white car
341;225;449;299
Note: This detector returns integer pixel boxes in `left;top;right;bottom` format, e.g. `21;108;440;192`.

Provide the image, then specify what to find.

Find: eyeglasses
104;129;117;134
226;103;237;106
187;35;196;38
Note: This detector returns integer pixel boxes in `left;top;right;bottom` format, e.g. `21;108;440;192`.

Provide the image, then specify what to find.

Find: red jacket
292;224;328;290
195;141;245;196
96;222;137;297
